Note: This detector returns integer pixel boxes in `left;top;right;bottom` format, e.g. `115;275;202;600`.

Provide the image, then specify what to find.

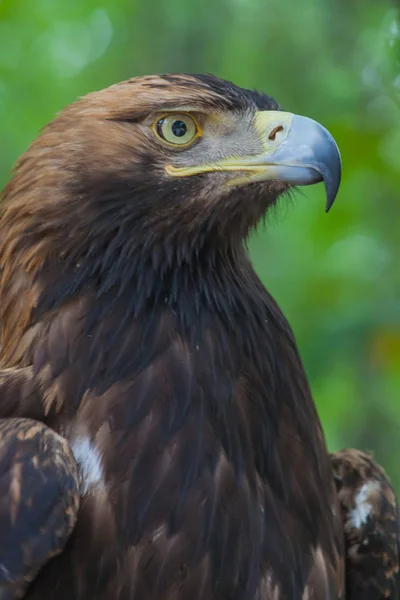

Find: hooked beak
165;111;342;212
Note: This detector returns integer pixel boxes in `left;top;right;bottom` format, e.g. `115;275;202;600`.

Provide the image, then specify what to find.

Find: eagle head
3;73;341;252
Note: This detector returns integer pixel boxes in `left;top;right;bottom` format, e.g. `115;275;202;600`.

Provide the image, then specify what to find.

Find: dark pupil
171;120;187;137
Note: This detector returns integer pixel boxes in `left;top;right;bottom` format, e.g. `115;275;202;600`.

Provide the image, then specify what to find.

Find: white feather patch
71;436;105;495
350;481;380;529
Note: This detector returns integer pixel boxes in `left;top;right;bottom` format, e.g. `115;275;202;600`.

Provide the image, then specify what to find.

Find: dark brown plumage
0;73;394;599
332;449;400;599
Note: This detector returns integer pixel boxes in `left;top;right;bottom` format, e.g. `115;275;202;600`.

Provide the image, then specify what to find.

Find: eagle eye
154;113;199;147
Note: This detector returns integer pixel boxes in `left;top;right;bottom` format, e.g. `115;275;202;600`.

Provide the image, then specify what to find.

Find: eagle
0;74;398;600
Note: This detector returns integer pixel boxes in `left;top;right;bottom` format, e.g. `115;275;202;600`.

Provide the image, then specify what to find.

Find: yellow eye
154;113;199;146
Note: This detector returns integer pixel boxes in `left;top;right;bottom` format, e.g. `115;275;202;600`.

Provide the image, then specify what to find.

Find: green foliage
1;0;399;485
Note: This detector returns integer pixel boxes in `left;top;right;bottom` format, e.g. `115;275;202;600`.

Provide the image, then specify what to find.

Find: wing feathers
332;448;400;599
0;418;79;599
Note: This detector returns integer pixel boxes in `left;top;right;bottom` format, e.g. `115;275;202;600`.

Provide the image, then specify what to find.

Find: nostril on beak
268;125;284;141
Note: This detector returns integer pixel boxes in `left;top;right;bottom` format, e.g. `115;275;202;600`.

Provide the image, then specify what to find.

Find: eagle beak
166;111;342;212
250;111;342;212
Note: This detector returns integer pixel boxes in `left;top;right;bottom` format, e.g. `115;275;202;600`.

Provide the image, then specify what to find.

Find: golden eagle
0;74;398;599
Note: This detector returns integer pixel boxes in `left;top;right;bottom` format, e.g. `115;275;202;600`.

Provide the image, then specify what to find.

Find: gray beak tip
324;152;342;213
324;170;342;213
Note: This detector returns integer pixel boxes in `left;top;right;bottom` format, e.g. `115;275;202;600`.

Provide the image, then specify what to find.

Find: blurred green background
0;0;399;485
